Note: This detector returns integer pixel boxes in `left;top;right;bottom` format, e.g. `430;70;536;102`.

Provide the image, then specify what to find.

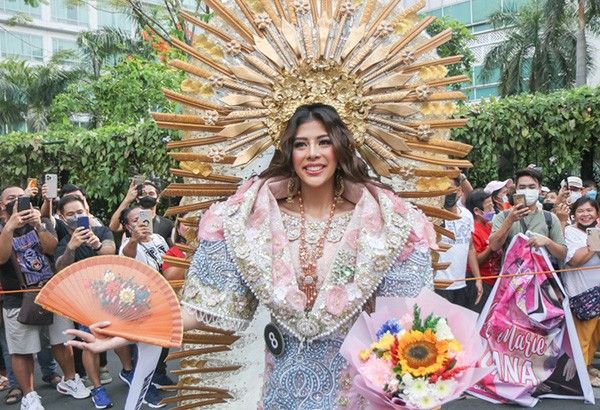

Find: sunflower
393;329;448;377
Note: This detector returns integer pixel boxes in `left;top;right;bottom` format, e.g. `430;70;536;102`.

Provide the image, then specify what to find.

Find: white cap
484;179;513;194
567;176;583;188
541;186;550;193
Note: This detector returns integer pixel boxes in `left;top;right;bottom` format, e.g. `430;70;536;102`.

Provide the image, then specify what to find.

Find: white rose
435;318;455;340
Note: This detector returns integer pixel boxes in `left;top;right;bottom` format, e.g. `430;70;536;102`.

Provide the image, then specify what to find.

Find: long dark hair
260;103;374;183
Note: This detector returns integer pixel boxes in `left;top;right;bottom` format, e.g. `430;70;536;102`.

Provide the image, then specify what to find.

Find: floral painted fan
36;255;183;348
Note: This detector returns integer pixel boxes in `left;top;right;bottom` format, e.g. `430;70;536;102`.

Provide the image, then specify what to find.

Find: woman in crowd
66;103;437;408
563;196;600;387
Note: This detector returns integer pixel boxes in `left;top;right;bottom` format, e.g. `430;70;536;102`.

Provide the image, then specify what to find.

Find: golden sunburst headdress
154;0;472;225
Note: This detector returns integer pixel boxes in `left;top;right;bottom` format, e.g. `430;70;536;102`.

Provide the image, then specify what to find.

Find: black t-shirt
54;226;115;263
153;215;174;246
0;219;57;309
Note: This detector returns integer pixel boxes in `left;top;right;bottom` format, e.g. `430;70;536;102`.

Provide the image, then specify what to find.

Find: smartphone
133;174;145;187
587;228;600;252
27;178;38;190
17;196;31;212
76;215;90;230
513;193;526;207
138;210;153;232
45;174;58;198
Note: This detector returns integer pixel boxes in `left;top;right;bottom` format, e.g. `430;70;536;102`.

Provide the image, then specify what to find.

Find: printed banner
125;343;162;410
469;233;595;407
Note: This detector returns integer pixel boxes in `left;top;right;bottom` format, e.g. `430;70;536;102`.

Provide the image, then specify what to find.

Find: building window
0;31;43;61
96;0;130;30
50;0;89;26
0;0;41;16
472;0;501;23
443;1;471;25
52;38;80;64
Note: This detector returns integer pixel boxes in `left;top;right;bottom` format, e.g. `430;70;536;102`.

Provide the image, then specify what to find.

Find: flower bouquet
340;289;491;409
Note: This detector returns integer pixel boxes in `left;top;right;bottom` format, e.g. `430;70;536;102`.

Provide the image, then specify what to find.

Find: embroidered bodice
180;176;437;409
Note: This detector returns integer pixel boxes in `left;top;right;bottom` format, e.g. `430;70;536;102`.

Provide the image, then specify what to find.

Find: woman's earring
287;176;298;203
334;173;344;203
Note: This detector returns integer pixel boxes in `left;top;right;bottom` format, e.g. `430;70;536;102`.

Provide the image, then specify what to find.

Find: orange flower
392;329;448;377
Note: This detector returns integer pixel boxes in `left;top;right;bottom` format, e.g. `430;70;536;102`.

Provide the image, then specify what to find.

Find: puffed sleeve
180;240;258;332
377;249;433;297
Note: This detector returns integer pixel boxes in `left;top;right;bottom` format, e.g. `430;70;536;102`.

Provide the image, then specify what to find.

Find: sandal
42;373;62;388
5;387;22;405
590;375;600;388
589;367;600;378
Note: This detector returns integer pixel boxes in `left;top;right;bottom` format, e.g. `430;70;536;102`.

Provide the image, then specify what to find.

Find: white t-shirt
435;206;474;290
564;225;600;297
119;234;168;272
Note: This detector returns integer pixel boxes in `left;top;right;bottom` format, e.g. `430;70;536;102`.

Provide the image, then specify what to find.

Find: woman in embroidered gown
68;104;437;409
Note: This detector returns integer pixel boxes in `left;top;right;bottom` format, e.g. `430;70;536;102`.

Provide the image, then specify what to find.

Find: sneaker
151;373;176;388
20;391;44;410
99;368;113;385
81;376;93;388
142;384;165;408
119;369;134;387
91;386;113;409
56;374;90;399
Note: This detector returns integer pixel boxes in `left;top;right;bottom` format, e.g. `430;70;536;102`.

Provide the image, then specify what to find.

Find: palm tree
480;0;582;96
76;26;152;77
0;54;82;132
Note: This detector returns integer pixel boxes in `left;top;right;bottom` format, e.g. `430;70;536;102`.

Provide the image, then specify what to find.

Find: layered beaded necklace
298;193;336;310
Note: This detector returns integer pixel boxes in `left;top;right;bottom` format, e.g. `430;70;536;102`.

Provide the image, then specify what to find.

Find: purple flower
376;319;403;339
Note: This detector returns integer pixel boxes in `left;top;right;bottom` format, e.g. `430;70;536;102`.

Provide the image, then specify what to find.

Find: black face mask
542;203;554;212
138;196;157;209
444;193;458;209
577;221;597;230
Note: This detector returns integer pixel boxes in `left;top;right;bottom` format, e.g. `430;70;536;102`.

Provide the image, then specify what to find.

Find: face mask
63;216;79;230
443;193;458;209
587;190;597;201
542;202;554;211
481;210;495;222
578;221;597;230
568;191;582;204
515;189;539;206
138;196;157;209
501;195;509;203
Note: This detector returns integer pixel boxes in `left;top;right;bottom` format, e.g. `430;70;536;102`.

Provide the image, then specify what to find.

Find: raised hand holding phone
45;174;58;198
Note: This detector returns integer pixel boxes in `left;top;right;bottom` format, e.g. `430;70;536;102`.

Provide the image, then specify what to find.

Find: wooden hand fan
36;255;183;348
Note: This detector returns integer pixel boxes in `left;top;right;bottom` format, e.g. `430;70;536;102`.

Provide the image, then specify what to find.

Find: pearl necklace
298;193;336;310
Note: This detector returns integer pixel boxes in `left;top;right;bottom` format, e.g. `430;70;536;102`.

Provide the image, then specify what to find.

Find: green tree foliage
482;0;583;96
452;86;600;187
0;122;179;220
425;16;475;88
0;56;82;132
51;56;183;127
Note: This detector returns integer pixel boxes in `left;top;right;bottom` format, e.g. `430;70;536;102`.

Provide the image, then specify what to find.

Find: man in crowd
40;183;112;386
53;195;116;409
583;180;597;200
0;186;89;409
118;205;168;408
566;176;584;205
465;189;502;311
109;181;174;246
484;179;513;213
488;168;567;264
435;179;483;308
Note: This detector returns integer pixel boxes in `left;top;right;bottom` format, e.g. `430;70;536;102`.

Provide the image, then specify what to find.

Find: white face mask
516;189;539;206
568;191;582;205
501;195;509;203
